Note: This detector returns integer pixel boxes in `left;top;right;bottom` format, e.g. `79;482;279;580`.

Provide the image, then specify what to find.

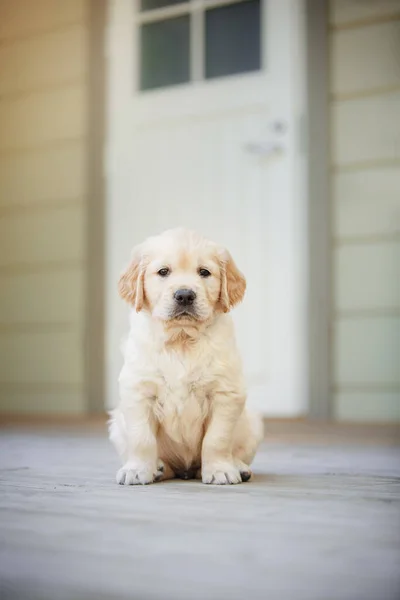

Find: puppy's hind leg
232;409;264;482
154;460;175;482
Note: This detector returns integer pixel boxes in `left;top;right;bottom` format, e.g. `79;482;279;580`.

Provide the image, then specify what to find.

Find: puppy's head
119;228;246;325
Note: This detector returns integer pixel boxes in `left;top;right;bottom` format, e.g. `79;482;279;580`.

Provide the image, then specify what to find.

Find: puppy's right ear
118;246;145;312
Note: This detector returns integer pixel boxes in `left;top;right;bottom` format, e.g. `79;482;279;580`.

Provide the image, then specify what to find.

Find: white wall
0;0;90;414
330;0;400;421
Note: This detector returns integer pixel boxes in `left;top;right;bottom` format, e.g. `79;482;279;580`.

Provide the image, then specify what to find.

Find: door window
137;0;262;91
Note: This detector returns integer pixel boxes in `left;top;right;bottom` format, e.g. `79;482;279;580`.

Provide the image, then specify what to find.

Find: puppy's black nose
174;289;196;306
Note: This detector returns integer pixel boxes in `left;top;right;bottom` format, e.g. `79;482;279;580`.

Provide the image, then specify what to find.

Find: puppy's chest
154;352;213;429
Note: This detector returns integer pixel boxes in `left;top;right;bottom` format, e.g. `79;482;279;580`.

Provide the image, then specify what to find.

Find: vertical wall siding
0;0;89;414
330;0;400;421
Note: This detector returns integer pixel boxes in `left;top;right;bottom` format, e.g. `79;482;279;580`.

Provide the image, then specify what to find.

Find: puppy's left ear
118;246;145;312
219;249;246;312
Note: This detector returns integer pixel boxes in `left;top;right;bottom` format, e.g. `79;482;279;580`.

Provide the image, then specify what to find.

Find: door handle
243;141;284;157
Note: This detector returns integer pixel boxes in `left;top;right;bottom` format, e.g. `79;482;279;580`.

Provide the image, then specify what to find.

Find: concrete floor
0;423;399;600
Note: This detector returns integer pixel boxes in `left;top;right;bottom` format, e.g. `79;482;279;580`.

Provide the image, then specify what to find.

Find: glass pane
140;0;185;12
140;16;190;91
205;0;261;80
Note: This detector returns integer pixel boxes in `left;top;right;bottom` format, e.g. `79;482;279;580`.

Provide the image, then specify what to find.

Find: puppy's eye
157;268;170;277
199;268;211;278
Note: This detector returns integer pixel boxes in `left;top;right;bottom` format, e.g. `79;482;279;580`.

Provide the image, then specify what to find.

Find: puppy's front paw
116;459;164;486
202;462;242;485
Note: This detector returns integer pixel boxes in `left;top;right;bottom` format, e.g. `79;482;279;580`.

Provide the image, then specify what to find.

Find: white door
106;0;308;416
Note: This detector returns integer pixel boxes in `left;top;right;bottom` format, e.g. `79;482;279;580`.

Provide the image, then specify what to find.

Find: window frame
135;0;263;92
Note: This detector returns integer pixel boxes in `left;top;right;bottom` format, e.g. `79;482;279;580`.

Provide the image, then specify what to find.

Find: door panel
106;0;308;415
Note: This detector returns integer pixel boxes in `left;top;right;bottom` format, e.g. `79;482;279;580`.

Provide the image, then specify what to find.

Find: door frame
85;0;107;414
87;0;331;418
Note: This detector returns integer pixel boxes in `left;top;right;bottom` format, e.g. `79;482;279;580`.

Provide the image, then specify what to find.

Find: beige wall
330;1;400;421
0;0;90;414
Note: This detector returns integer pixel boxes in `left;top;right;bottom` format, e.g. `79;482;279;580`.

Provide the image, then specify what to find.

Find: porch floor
0;421;399;600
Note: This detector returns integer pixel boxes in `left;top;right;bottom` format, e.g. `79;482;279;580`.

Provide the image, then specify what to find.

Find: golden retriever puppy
109;228;263;485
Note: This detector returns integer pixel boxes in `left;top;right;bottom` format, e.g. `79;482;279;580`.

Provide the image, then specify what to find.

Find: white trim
306;0;331;419
190;5;203;81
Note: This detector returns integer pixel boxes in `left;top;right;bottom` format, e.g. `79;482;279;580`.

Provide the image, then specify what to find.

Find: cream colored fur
109;228;263;485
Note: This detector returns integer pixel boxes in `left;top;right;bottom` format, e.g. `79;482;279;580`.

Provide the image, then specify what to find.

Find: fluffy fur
109;228;263;485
